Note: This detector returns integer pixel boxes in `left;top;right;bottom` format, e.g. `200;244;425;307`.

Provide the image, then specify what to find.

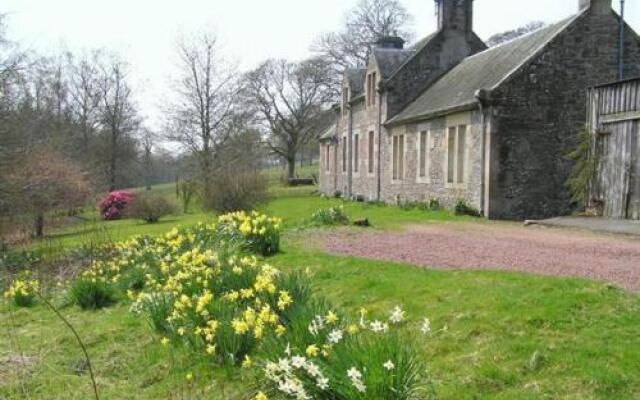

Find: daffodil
326;311;339;325
254;392;268;400
306;344;319;358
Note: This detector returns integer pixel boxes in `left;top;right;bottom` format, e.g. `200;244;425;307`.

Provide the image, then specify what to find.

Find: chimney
375;36;406;50
579;0;612;14
436;0;474;32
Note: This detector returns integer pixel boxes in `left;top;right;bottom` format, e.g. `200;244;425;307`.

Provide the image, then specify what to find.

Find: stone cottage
318;0;640;220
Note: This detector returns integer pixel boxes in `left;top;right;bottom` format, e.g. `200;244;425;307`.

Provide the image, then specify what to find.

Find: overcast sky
3;0;638;129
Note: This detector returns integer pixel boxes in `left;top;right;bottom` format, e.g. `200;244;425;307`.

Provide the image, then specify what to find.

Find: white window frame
444;125;468;189
416;130;431;183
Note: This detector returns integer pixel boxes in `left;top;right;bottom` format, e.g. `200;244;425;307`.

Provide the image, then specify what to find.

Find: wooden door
627;121;640;220
596;121;635;219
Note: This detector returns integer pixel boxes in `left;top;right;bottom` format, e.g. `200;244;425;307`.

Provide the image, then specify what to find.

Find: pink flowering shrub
99;191;135;221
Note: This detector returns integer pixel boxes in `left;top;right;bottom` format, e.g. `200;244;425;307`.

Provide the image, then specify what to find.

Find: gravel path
324;222;640;291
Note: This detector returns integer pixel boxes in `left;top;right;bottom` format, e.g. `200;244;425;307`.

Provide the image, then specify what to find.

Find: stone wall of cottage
380;110;484;210
319;141;335;195
347;99;380;200
488;10;640;220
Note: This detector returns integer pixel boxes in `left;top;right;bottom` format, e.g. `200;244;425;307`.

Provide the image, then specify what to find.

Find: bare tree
166;32;239;200
0;14;24;88
312;0;413;97
98;57;139;191
68;51;102;152
486;21;547;47
245;57;331;180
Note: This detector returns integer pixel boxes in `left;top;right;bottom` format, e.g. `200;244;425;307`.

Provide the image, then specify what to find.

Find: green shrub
311;206;349;226
69;279;117;310
454;200;481;217
400;200;441;212
204;171;268;214
0;249;42;274
427;198;441;211
566;128;597;207
126;192;176;223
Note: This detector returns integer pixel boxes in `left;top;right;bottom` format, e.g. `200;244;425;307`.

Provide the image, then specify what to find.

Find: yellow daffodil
306;344;319;358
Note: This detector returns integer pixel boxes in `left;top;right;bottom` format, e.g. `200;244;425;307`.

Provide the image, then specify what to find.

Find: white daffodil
328;329;344;344
389;306;406;324
421;318;431;335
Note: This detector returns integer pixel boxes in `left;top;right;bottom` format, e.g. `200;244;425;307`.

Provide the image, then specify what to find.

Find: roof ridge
483;12;584;90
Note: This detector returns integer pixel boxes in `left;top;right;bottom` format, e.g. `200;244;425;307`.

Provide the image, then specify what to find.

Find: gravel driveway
324;222;640;291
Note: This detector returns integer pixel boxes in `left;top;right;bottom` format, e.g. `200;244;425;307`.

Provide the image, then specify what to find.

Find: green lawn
2;184;640;399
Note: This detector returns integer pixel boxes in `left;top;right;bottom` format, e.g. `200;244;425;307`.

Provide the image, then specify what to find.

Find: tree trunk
287;158;296;180
34;214;45;238
145;149;152;191
202;155;213;205
109;135;117;191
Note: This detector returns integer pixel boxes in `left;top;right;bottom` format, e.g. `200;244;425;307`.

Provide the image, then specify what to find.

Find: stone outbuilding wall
487;10;640;219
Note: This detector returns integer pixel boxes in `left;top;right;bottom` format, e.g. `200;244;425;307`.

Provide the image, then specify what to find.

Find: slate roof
411;32;438;52
373;48;414;79
346;68;367;97
384;33;438;82
388;14;581;125
319;123;336;142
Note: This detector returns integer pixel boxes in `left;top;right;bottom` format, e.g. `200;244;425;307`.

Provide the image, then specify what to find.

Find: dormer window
342;86;350;115
366;72;377;107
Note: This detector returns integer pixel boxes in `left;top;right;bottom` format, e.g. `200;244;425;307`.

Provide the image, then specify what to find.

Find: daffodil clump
3;271;39;307
130;251;295;365
65;214;293;366
310;206;350;226
253;305;432;400
218;211;282;256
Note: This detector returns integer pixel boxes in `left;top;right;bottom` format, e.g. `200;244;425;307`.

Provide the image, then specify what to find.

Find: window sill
444;182;468;190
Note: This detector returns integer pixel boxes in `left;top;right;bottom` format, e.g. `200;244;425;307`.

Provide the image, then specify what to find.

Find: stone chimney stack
436;0;474;32
375;36;406;50
579;0;613;14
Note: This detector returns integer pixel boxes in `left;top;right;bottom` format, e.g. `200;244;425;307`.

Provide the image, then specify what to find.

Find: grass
3;181;640;399
270;243;640;399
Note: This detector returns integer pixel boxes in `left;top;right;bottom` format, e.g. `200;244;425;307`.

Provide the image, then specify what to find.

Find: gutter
475;89;492;218
347;103;353;199
377;84;383;201
385;102;479;128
